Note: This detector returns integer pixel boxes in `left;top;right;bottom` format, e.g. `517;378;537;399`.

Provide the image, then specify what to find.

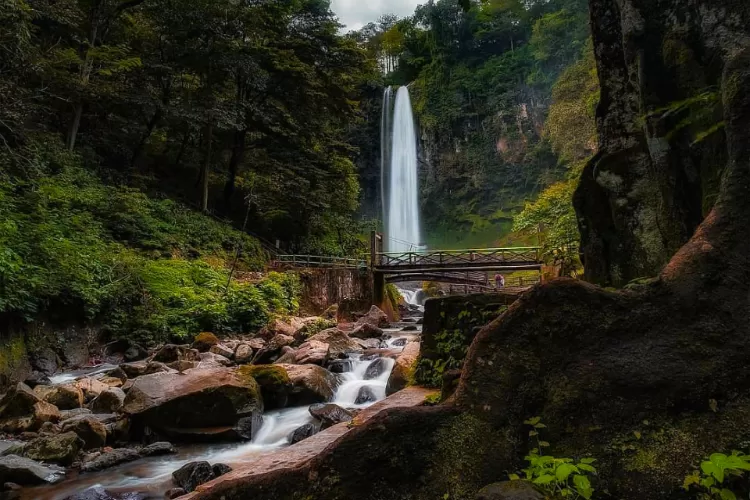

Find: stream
18;295;423;500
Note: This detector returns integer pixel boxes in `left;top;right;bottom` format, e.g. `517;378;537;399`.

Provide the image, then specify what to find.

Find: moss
298;318;337;339
238;365;291;387
192;331;219;351
0;336;28;382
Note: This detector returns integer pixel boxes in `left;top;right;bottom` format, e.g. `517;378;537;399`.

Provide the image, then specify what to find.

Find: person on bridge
495;273;505;289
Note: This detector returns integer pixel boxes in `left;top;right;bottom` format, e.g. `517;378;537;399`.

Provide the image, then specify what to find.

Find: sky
330;0;423;31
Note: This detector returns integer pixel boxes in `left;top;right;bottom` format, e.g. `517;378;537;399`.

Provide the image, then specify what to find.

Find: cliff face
575;0;748;286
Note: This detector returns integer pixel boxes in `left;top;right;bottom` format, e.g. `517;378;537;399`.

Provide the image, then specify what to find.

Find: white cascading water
386;86;421;253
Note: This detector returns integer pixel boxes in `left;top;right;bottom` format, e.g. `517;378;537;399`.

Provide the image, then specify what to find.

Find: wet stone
327;359;353;374
172;461;215;493
354;386;377;405
364;358;389;380
288;423;316;444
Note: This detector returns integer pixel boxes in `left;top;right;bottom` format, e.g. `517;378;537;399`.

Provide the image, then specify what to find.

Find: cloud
330;0;423;31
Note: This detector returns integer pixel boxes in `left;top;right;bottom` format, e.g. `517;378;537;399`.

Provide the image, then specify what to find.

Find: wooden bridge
271;233;544;301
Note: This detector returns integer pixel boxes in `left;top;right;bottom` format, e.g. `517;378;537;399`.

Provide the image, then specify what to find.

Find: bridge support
371;231;385;306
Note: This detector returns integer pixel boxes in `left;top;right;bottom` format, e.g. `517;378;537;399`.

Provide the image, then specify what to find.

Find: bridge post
371;231;385;306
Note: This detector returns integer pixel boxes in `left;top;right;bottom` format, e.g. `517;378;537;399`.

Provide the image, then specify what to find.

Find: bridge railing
272;255;365;269
377;247;542;267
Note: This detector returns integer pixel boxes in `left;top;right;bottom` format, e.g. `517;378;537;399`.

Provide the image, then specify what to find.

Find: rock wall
295;269;372;316
574;0;747;285
414;292;518;389
0;318;102;390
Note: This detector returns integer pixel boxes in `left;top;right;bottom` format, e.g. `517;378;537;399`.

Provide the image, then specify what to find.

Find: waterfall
385;86;421;253
380;86;393;230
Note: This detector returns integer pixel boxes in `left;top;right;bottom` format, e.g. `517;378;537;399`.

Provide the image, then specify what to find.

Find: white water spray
386;86;421;252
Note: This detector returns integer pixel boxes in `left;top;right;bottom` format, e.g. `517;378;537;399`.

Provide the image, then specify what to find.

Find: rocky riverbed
0;304;424;500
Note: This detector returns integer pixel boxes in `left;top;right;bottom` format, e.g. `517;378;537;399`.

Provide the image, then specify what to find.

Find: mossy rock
192;332;220;353
238;365;291;410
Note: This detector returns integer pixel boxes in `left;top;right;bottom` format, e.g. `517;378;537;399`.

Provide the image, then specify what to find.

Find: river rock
309;403;353;430
0;385;61;433
353;338;382;350
390;338;408;347
354;386;377;405
364;358;390;380
140;441;176;456
233;343;254;364
165;488;187;499
192;333;220;353
61;416;107;450
89;388;126;413
294;340;328;365
237;365;291;410
386;341;420;395
476;481;544;500
123;367;262;431
288;423;316;444
0;455;65;485
81;448;141;472
24;371;51;389
34;384;84;410
123;344;149;363
198;351;233;368
356;305;389;328
350;323;383;340
307;329;360;358
172;461;215;493
273;346;297;365
23;431;82;466
74;378;110;399
209;344;234;360
253;334;295;364
153;345;200;363
213;463;232;477
29;348;60;376
166;360;196;373
98;377;124;389
0;383;40;419
60;408;92;421
260;318;299;340
278;364;337;405
327;359;353;373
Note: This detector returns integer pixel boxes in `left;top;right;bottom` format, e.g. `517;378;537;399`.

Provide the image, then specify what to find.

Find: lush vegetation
0;0;383;341
350;0;593;249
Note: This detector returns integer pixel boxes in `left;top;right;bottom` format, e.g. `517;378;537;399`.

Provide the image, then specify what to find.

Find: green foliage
514;417;597;499
683;451;750;500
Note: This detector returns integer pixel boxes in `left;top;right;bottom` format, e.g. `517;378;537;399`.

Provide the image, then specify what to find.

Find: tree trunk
200;117;213;213
173;127;190;168
66;104;83;151
224;128;246;209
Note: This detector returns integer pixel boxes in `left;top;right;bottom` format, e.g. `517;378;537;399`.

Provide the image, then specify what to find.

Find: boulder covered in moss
192;333;220;353
61;415;107;449
22;431;83;466
123;367;262;432
386;341;419;395
238;365;292;410
277;364;337;406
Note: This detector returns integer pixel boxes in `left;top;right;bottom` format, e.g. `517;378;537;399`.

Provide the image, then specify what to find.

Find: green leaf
508;473;520;481
532;474;556;485
719;488;737;500
578;464;597;473
683;471;700;490
701;461;724;483
556;463;579;482
580;458;597;465
539;441;550;447
633;431;641;440
524;417;541;426
529;430;539;437
574;474;594;499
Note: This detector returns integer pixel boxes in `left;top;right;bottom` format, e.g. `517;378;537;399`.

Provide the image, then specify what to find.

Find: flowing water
20;353;404;500
386;86;421;253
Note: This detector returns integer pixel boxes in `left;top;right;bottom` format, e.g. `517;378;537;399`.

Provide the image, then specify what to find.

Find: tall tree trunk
224;128;247;209
200;117;213;213
68;23;97;152
66;104;83;151
173;127;190;168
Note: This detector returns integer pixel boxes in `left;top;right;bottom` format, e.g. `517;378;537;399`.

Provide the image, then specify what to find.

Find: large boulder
122;368;262;432
277;364;337;405
259;319;299;340
308;403;353;430
33;384;84;410
0;384;61;432
61;416;107;449
74;378;111;400
294;340;328;365
364;358;390;380
237;365;291;410
172;461;215;493
0;455;65;485
349;323;384;340
306;329;360;358
191;333;220;353
387;342;420;395
23;431;82;466
356;305;389;328
89;388;126;413
29;348;60;376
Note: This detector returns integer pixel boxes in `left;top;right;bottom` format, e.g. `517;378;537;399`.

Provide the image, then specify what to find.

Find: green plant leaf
533;474;556;485
578;464;597;473
719;488;737;500
574;474;594;499
508;473;520;481
556;463;579;482
580;458;597;465
539;441;550;447
701;461;724;483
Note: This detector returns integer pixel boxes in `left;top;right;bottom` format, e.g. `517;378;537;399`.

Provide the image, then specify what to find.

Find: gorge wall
574;0;743;286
